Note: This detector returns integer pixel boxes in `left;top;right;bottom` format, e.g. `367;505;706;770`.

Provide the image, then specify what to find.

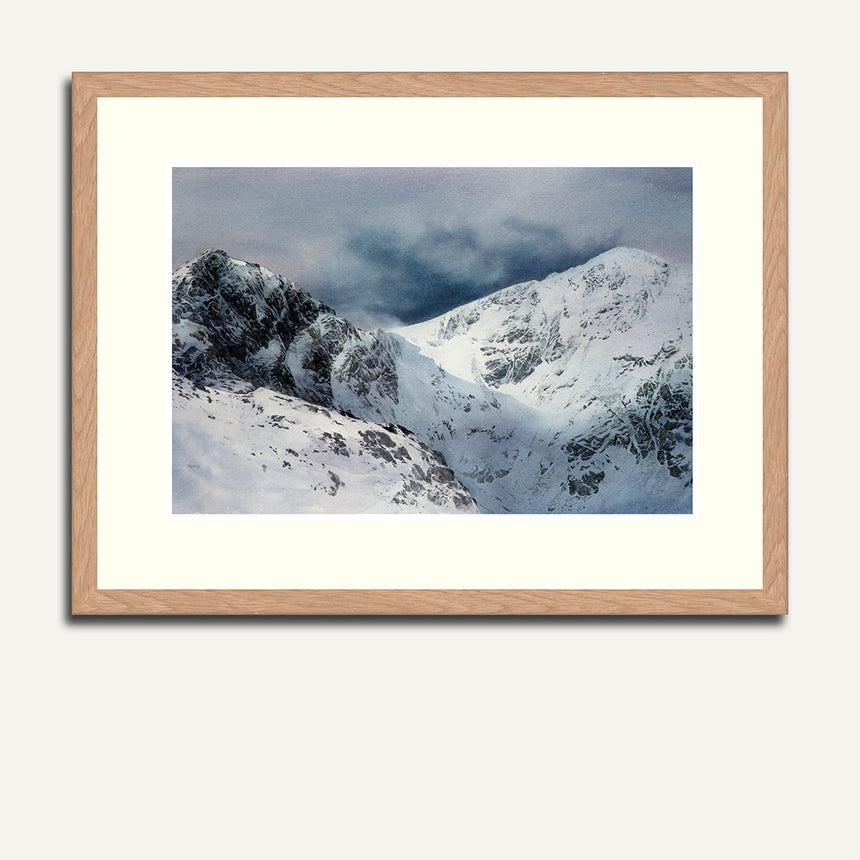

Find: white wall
3;3;857;857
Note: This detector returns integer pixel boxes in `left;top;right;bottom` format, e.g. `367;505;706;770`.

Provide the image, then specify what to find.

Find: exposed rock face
173;249;329;394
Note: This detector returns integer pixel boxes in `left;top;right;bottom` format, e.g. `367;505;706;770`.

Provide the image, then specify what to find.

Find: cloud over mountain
173;167;692;328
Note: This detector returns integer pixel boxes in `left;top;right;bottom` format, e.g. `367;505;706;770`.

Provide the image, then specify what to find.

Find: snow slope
172;374;478;514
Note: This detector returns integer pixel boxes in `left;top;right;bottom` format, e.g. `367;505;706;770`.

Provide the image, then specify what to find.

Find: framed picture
72;72;787;614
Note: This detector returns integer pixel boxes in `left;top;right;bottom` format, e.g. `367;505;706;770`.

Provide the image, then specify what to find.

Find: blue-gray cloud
339;222;621;324
173;166;692;327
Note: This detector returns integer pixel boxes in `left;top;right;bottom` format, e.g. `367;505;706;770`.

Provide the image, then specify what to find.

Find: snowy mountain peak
176;248;299;293
172;248;343;398
396;247;686;406
575;245;667;268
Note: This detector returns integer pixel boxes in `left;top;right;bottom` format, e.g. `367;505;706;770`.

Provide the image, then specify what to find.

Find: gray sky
173;167;692;328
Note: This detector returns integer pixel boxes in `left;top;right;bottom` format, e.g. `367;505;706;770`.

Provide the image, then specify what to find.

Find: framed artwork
72;72;787;614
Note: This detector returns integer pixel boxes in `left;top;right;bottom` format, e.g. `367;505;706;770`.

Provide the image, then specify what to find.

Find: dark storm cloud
494;218;623;290
173;166;692;328
343;221;622;324
345;227;499;324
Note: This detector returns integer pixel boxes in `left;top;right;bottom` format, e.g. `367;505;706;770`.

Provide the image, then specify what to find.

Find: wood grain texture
70;71;786;99
72;588;784;616
761;74;789;614
71;74;98;615
70;72;788;615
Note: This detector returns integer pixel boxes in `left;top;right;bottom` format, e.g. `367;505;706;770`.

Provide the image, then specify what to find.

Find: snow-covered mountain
172;250;480;514
172;247;692;515
397;247;694;513
397;247;690;414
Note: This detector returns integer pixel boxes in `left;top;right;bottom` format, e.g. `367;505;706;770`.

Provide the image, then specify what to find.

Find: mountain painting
172;167;693;515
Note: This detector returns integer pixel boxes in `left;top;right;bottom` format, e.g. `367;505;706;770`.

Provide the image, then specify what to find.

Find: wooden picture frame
72;72;787;614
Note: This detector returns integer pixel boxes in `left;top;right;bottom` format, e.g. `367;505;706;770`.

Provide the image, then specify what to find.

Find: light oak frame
72;72;788;614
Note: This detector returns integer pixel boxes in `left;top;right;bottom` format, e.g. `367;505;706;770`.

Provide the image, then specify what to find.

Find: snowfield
172;374;478;515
